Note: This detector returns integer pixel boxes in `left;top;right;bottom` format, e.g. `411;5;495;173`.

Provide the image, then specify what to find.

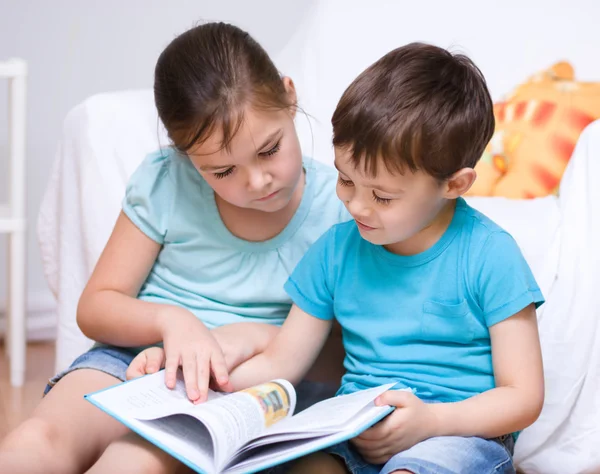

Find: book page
255;383;396;440
88;373;301;471
190;380;297;470
86;371;223;473
225;401;395;474
90;374;298;471
121;370;224;421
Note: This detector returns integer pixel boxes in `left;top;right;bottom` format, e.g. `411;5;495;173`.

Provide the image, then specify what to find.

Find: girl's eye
213;167;234;179
338;176;353;187
372;192;391;205
260;140;281;157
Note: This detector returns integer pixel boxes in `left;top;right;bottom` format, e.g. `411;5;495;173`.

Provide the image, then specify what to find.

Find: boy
131;42;544;474
225;43;545;474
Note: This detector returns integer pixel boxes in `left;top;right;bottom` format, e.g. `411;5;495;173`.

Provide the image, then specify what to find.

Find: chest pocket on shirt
421;299;475;344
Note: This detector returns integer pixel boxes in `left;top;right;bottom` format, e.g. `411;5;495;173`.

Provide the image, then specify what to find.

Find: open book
85;371;397;473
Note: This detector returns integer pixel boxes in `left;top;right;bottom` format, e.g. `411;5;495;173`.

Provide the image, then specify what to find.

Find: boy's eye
260;140;281;157
338;175;353;187
213;167;235;179
372;192;391;205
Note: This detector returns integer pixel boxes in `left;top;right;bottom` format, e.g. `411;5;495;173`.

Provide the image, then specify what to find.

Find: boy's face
334;148;450;253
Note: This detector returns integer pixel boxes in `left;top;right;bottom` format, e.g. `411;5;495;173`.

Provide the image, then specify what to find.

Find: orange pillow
467;62;600;199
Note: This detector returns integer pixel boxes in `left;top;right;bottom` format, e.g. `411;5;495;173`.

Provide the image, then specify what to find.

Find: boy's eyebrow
333;160;403;194
373;184;404;195
198;129;283;171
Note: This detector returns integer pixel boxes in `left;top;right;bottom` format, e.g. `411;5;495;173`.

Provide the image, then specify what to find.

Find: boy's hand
126;346;166;380
351;390;439;464
157;307;232;403
211;323;280;371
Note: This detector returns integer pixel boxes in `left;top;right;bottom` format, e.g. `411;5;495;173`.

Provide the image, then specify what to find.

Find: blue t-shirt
285;197;544;402
122;148;349;331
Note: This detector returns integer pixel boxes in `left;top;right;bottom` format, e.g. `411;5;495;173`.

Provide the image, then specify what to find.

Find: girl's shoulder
128;147;206;195
304;157;351;226
123;147;207;242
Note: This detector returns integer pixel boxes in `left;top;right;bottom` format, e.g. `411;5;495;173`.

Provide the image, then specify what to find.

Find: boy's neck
384;199;457;256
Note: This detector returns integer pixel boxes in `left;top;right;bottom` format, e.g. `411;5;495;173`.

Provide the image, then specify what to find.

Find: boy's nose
346;198;369;219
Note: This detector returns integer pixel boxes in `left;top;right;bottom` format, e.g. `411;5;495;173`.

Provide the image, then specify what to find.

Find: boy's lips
355;219;376;231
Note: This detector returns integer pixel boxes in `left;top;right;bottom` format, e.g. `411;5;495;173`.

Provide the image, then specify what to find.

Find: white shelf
0;204;26;233
1;57;28;387
0;58;27;78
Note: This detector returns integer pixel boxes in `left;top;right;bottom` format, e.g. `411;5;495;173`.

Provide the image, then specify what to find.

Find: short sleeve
122;150;174;244
473;231;545;327
284;227;336;321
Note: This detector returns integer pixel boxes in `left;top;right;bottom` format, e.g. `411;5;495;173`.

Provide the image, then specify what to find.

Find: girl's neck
215;169;306;242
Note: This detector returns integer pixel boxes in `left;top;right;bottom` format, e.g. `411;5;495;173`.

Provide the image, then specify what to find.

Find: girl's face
187;81;303;213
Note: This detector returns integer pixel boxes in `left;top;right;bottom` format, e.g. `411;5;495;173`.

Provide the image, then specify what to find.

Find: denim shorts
43;345;338;412
326;433;515;474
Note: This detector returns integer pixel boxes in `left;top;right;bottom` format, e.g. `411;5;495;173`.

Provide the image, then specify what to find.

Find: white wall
0;0;316;336
0;0;599;338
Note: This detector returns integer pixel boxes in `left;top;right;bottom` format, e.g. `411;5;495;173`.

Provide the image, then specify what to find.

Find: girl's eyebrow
198;163;233;171
256;128;283;150
198;129;283;171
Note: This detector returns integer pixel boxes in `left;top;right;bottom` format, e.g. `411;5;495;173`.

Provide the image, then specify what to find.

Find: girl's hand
126;346;166;380
351;390;439;464
158;307;232;403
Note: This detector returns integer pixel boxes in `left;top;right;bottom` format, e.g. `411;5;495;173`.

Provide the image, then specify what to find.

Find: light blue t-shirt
285;197;544;402
122;147;349;331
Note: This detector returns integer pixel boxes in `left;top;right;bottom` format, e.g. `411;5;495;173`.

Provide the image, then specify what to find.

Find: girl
0;22;348;474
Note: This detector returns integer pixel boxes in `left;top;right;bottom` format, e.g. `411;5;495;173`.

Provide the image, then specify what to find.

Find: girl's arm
429;304;544;437
77;211;279;401
227;304;333;390
77;211;171;346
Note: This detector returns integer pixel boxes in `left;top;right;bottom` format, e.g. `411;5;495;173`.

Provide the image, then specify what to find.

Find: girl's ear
282;76;297;119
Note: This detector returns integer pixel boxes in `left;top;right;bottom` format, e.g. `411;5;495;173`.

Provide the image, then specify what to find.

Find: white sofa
38;89;600;473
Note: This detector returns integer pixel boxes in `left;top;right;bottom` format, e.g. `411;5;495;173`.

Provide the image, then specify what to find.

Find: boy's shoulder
455;198;514;252
319;219;359;254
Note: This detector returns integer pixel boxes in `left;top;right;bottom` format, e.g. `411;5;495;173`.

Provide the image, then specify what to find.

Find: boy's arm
358;304;543;464
211;323;280;370
429;303;544;437
227;304;333;390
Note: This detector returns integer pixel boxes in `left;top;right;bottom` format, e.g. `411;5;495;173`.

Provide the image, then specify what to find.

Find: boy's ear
443;168;477;198
282;76;297;119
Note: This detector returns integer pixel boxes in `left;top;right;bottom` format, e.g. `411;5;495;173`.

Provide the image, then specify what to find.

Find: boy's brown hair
332;42;494;180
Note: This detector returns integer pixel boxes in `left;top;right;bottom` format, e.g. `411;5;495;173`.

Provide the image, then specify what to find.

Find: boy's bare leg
288;452;349;474
0;369;129;474
86;432;194;474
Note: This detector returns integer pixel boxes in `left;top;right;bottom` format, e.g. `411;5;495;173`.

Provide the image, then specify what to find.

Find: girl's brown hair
154;22;294;153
